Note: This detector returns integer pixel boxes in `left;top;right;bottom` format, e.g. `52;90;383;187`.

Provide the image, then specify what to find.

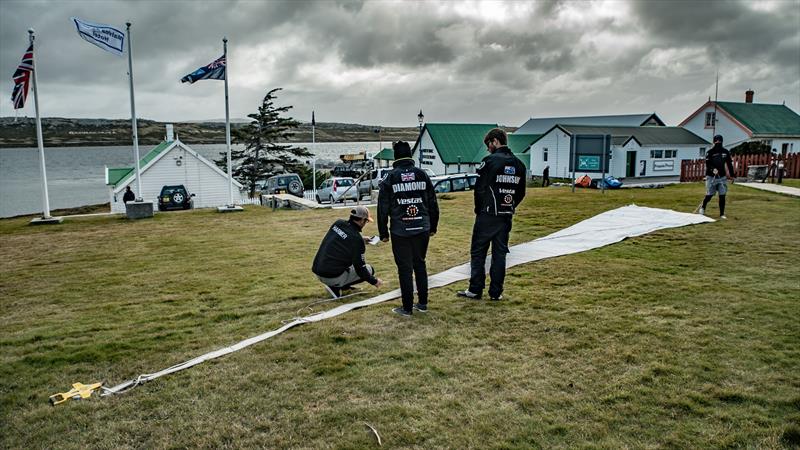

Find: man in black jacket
312;206;384;298
457;128;527;301
378;141;439;316
699;134;735;219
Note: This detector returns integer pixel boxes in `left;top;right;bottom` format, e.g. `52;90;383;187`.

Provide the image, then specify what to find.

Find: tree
215;88;312;196
730;141;772;156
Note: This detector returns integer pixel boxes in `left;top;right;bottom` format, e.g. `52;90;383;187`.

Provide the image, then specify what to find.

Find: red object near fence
681;153;800;182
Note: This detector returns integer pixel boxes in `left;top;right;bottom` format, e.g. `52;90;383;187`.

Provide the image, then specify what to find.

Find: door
626;151;637;177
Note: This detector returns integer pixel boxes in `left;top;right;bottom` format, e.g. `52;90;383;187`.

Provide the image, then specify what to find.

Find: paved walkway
737;182;800;198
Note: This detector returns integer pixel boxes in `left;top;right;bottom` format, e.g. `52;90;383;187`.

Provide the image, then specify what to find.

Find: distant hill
0;117;421;147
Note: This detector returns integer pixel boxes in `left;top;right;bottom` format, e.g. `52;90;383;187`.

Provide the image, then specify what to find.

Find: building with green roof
411;123;536;175
105;133;244;214
680;91;800;153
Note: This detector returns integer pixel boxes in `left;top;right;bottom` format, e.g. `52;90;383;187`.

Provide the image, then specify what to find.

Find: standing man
699;134;735;219
457;128;527;301
378;141;439;316
312;206;384;298
122;186;135;203
542;165;550;187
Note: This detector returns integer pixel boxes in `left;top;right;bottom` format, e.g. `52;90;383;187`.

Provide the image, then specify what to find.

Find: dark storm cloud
631;0;800;67
0;0;797;126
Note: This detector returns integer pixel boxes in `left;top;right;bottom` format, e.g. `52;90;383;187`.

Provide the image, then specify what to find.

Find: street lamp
417;109;424;167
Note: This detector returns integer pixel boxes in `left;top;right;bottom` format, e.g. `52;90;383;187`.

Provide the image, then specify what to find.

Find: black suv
264;173;304;197
158;185;194;211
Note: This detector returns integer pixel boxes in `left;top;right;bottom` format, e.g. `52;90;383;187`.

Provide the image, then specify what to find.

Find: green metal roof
423;123;498;164
373;148;394;160
557;125;709;146
507;134;540;153
107;141;174;187
716;101;800;136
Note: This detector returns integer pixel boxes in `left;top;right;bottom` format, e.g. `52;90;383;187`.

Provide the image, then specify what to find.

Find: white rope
102;205;713;396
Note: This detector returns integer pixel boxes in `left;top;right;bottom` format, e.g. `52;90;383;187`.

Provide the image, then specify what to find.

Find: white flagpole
224;37;234;206
28;29;52;219
312;110;316;195
126;22;142;201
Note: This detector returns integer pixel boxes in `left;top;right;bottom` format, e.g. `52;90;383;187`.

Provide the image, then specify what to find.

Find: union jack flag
401;172;415;182
180;55;226;83
11;44;33;110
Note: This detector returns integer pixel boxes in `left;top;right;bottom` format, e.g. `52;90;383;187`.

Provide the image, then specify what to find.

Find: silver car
316;177;359;203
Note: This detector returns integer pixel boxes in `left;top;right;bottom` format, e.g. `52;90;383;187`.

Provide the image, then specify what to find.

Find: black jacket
312;219;377;285
123;190;135;203
473;146;527;216
377;159;439;239
706;143;735;177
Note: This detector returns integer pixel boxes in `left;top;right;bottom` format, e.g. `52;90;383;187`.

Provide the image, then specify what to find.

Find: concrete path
737;182;800;198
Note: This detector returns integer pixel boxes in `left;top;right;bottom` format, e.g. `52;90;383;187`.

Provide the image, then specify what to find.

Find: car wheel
329;195;335;204
288;180;303;196
172;192;185;204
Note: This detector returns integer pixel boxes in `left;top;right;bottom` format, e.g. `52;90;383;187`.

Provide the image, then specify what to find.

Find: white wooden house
523;125;709;180
680;90;800;153
106;138;244;213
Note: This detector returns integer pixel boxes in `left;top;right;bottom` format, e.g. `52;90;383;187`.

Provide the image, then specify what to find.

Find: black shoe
324;285;341;298
489;294;503;301
457;290;481;300
392;307;412;317
413;303;428;312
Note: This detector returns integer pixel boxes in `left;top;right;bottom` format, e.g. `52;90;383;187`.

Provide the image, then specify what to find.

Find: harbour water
0;141;385;218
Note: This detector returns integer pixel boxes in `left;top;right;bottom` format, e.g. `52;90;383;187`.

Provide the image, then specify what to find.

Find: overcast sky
1;0;798;127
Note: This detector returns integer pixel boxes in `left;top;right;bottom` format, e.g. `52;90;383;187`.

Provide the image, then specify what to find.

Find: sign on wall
653;160;674;172
570;134;611;173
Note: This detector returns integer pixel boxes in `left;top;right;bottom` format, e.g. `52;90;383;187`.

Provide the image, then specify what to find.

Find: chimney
745;90;754;104
166;124;174;141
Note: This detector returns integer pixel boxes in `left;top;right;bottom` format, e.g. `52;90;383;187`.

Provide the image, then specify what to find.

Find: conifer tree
215;88;311;195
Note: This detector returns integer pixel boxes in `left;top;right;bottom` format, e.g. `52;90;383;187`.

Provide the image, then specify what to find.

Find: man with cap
699;134;735;219
457;128;527;301
378;141;439;316
312;205;384;298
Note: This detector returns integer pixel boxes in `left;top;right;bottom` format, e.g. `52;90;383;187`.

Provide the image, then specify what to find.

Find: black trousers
391;233;430;312
469;214;512;298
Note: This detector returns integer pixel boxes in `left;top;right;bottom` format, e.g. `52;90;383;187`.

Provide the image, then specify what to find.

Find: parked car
431;174;479;194
158;185;195;211
263;173;304;197
357;167;392;199
316;177;359;203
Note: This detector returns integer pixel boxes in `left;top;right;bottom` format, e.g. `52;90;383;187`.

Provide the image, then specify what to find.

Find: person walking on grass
378;141;439;317
457;128;526;301
699;134;735;219
312;206;384;298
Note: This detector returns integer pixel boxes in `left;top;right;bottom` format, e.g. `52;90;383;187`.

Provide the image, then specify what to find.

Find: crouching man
312;205;384;297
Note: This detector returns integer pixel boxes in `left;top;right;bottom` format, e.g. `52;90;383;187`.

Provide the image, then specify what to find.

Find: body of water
0;141;385;218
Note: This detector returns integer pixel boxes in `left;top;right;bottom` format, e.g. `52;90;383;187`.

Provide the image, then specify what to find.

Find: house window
699;147;706;157
650;150;677;159
543;147;548;162
704;112;716;128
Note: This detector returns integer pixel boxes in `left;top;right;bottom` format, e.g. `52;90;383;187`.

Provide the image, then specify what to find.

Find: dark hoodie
377;158;439;239
705;143;735;177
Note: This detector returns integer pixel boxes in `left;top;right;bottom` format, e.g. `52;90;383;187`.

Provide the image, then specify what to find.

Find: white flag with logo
71;17;125;56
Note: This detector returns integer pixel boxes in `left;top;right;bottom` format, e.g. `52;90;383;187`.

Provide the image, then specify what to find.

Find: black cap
713;134;723;143
393;141;412;159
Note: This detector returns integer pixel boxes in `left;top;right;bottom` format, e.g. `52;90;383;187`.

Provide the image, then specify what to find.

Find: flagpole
223;37;234;206
312;110;316;195
28;29;52;219
126;22;142;201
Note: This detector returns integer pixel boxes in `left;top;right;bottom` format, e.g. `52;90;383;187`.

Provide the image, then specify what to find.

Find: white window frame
543;147;548;162
704;112;715;128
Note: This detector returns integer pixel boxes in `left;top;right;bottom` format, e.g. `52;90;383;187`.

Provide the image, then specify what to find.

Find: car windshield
452;177;467;191
161;187;182;195
335;179;354;186
434;181;451;193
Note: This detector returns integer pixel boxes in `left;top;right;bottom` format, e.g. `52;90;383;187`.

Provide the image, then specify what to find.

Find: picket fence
680;153;800;182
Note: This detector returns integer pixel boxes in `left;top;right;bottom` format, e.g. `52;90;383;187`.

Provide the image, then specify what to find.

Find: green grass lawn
2;184;798;449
